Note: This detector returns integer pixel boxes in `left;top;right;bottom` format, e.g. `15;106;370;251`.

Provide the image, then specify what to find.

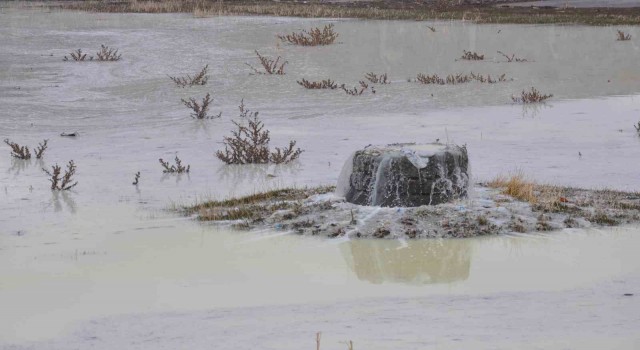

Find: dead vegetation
487;172;566;212
132;171;140;185
277;24;338;46
459;50;484;61
216;103;302;165
512;87;553;103
365;72;389;84
43;160;78;190
181;92;221;119
617;30;632;41
169;64;209;87
4;139;48;159
159;156;190;173
63;49;91;62
297;78;338;89
95;44;122;61
497;51;528;62
415;72;509;85
634;122;640;136
246;50;287;75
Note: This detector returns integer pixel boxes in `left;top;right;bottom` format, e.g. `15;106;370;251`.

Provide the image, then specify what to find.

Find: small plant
132;171;140;185
340;81;369;96
634;122;640;135
497;51;528;62
43;160;78;190
297;78;338;89
216;103;302;165
246;50;287;75
181;92;221;119
95;44;122;61
277;24;339;46
427;25;436;32
512;87;553;103
63;49;92;61
169;64;209;87
159;156;190;173
617;30;632;41
460;50;484;60
4;139;48;159
365;72;389;84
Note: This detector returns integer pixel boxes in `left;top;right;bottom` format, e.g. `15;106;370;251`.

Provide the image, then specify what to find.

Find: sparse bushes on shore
415;72;509;85
63;45;121;61
277;24;338;46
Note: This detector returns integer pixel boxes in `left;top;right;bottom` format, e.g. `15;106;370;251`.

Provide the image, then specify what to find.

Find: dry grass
415;72;509;85
365;72;389;84
247;50;287;75
181;92;221;119
159;156;190;173
617;30;632;41
216;102;302;165
53;1;640;26
512;87;553;103
277;24;338;46
4;139;48;159
63;49;91;62
297;78;338;89
488;172;566;212
497;51;528;62
95;44;122;61
459;50;484;61
169;64;209;87
43;160;78;190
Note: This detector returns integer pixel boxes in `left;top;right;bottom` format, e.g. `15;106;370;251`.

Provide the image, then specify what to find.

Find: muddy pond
1;5;640;349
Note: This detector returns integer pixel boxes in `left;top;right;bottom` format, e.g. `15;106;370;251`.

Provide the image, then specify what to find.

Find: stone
337;143;469;207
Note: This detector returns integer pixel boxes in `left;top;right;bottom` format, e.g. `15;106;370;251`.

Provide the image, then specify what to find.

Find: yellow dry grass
488;171;564;211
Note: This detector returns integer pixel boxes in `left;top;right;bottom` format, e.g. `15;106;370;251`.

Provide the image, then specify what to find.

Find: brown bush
95;44;122;61
4;139;48;159
181;92;221;119
297;78;338;89
159;156;190;173
43;160;78;190
277;24;338;46
511;87;553;103
246;50;287;75
169;64;209;87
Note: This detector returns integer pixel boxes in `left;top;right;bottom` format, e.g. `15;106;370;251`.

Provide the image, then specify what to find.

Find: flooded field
1;5;640;349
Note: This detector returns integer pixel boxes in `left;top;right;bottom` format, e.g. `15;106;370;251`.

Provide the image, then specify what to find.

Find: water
1;6;640;348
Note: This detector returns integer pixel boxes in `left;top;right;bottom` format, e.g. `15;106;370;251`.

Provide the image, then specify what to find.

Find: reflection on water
342;239;471;285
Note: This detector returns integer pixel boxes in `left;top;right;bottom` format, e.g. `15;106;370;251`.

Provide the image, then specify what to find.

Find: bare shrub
216;104;302;165
512;87;553;103
497;51;528;62
181;92;221;119
169;64;209;87
365;72;389;84
43;160;78;190
63;49;92;61
340;81;369;95
4;139;48;159
634;122;640;135
246;50;287;75
95;44;122;61
159;156;190;173
415;72;508;85
427;25;436;32
277;24;338;46
617;30;632;41
297;78;338;89
460;50;484;60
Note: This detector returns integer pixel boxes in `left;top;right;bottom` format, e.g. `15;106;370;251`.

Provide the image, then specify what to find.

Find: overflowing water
1;5;640;349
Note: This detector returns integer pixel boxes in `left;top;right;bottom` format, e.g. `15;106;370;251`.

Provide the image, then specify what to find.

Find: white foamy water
1;6;640;349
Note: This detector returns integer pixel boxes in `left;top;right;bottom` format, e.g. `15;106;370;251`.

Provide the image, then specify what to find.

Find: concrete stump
337;143;469;207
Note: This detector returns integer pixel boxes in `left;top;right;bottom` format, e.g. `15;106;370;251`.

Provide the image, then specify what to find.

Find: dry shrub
169;64;209;87
617;30;632;41
43;160;78;190
341;81;370;95
95;44;122;61
488;172;564;211
63;49;92;62
297;78;338;89
497;51;528;62
365;72;389;84
460;50;484;60
277;24;338;46
181;92;221;119
159;156;190;173
512;87;553;103
246;50;287;75
634;122;640;135
4;139;48;159
216;103;302;165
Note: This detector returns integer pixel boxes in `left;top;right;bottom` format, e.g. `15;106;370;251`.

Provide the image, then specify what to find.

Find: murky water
1;6;640;348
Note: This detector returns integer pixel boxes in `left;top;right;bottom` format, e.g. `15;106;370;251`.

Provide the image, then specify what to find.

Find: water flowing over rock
337;143;469;207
